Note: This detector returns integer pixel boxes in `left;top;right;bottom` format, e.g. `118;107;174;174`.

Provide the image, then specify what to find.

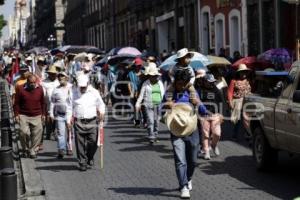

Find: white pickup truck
244;61;300;170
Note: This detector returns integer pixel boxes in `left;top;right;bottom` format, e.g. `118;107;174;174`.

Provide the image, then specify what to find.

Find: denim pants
55;116;68;151
145;105;159;139
171;131;200;189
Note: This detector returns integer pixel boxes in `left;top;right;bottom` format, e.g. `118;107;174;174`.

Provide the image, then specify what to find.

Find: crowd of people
0;47;252;199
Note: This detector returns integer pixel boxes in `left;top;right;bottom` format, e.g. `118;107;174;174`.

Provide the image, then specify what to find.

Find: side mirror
293;90;300;103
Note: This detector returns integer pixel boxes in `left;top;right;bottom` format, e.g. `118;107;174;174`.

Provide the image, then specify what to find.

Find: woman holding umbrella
227;64;251;140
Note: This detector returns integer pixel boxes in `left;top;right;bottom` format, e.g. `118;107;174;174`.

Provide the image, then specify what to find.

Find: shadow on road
35;165;79;172
107;187;178;198
201;154;300;199
35;157;77;163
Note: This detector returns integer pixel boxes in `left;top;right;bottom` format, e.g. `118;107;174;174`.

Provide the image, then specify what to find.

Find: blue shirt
128;71;140;92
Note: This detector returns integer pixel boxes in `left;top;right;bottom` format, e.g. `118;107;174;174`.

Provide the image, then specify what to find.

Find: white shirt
49;83;73;123
41;79;60;112
72;85;105;119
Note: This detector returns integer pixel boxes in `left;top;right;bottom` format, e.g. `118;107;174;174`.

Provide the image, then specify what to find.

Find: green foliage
0;15;7;38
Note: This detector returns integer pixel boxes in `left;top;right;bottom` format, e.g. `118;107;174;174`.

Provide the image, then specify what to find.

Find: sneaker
204;151;211;160
188;180;192;191
87;159;94;169
180;186;190;199
30;154;37;159
57;150;64;159
212;146;220;156
149;139;155;145
154;138;160;143
197;149;205;158
78;164;87;171
66;150;73;156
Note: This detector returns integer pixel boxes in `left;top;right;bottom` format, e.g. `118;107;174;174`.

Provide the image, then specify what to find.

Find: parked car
244;61;300;170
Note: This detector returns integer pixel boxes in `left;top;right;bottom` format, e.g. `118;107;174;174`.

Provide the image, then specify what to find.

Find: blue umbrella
159;52;211;71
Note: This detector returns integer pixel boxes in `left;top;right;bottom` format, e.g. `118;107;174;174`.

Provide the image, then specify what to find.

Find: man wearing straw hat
163;69;201;199
41;65;60;140
73;74;105;171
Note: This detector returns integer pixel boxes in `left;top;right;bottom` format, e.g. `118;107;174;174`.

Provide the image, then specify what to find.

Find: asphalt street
34;115;300;200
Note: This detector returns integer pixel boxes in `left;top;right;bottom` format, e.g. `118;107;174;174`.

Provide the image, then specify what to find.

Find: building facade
63;0;86;45
247;0;300;57
31;0;66;48
33;0;300;59
198;0;247;56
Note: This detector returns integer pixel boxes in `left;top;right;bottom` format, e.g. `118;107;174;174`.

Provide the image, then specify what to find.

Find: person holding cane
73;74;105;171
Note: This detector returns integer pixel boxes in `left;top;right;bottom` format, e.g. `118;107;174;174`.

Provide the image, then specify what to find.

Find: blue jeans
145;105;159;139
171;131;199;189
55;116;68;151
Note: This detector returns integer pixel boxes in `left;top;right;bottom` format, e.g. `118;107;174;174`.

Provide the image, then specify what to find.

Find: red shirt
14;84;45;117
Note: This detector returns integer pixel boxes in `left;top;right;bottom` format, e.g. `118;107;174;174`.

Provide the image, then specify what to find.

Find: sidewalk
24;118;300;200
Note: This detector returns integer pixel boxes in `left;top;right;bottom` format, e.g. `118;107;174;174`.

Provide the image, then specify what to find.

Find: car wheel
253;126;278;171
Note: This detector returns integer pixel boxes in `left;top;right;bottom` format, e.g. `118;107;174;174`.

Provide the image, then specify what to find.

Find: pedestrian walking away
73;74;106;171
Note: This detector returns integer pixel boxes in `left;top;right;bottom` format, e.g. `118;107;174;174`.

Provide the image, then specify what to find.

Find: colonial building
63;0;86;45
198;0;247;56
33;0;66;48
25;0;36;48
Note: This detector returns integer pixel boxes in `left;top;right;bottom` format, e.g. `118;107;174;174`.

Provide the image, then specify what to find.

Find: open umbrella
207;56;231;67
257;48;292;64
232;56;274;70
159;52;211;71
26;47;48;55
86;47;104;54
116;47;141;56
106;47;141;66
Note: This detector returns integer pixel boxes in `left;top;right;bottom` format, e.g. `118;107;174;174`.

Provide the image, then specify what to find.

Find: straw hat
47;65;58;74
58;71;69;78
144;62;161;76
165;104;198;137
236;64;250;72
175;48;194;62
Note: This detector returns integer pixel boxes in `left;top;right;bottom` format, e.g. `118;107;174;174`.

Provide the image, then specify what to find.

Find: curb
19;158;46;200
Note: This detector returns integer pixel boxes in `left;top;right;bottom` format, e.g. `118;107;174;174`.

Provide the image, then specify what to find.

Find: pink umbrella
117;47;141;56
232;56;274;70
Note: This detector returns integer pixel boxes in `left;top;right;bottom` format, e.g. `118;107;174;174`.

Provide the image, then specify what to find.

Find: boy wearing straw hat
166;48;199;106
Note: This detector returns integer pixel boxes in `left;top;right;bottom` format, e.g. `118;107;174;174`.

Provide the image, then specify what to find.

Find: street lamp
47;34;56;49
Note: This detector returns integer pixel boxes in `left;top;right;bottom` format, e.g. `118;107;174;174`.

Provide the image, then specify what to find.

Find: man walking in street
49;71;73;158
42;65;60;140
73;74;105;171
14;74;45;158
